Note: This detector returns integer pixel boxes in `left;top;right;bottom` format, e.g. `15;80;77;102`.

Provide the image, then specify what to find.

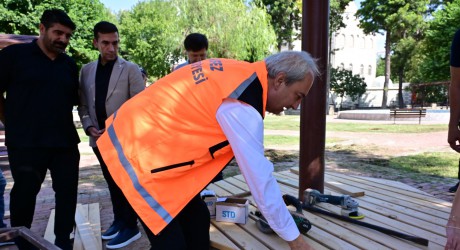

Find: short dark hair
40;9;76;31
93;21;118;40
184;33;208;51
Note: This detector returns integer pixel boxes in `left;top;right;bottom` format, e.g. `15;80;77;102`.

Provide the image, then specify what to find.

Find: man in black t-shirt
0;9;80;250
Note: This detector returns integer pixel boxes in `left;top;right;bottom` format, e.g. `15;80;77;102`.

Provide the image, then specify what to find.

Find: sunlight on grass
264;115;447;133
264;135;342;146
389;152;459;178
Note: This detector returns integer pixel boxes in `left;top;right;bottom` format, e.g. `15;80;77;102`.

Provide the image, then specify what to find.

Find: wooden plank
274;180;424;250
213;180;246;195
17;227;61;250
327;172;452;208
209;223;240;250
232;175;400;250
44;209;55;244
276;172;448;247
239;189;364;249
88;203;102;249
282;171;451;218
355;195;448;227
73;204;86;250
274;180;443;250
206;183;232;197
211;220;270;250
233;173;447;249
74;205;99;250
350;175;429;195
324;174;452;214
288;169;365;197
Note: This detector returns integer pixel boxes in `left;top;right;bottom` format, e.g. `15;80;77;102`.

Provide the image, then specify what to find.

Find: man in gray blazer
78;21;145;249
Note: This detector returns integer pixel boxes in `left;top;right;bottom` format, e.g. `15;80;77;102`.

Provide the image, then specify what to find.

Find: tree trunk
398;67;404;108
382;31;391;108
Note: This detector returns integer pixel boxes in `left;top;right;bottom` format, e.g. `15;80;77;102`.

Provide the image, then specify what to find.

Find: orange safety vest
97;58;268;234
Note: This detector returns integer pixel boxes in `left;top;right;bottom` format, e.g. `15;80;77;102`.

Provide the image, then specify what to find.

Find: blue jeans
0;170;6;228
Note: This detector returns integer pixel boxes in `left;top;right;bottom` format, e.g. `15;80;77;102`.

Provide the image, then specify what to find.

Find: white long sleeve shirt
216;98;300;241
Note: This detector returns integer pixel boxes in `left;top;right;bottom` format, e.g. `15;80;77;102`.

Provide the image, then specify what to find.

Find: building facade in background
291;2;410;109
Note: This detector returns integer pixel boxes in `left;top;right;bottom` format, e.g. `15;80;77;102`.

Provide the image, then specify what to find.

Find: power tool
253;195;312;235
304;188;364;219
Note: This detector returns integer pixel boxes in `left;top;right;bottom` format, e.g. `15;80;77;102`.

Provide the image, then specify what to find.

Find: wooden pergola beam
299;0;330;199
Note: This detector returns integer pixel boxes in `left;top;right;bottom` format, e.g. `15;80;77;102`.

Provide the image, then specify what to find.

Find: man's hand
87;127;105;140
445;225;460;250
287;235;314;250
448;123;460;153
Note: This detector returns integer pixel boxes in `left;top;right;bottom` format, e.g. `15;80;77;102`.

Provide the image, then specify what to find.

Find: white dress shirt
216;98;300;241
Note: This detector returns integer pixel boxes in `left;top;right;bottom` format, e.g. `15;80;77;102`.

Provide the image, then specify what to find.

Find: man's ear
93;38;98;48
39;23;45;35
274;72;286;89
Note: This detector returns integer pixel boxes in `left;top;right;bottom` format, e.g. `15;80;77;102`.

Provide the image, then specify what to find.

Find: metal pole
299;0;330;199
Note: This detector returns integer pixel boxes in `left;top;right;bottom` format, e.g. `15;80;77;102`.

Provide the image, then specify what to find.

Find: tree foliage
0;0;115;68
256;0;301;51
120;0;276;78
330;0;352;35
356;0;428;108
118;1;183;78
330;67;367;108
409;0;460;83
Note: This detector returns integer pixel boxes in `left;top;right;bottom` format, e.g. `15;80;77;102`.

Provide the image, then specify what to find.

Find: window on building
368;65;372;75
360;64;364;75
361;37;366;49
348;63;353;71
349;35;354;48
336;34;345;48
340;63;344;69
369;38;374;49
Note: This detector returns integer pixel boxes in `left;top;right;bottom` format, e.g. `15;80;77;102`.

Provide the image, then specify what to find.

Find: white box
200;190;217;218
215;198;249;224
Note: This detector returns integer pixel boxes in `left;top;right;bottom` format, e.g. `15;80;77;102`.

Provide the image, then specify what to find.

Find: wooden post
299;0;330;200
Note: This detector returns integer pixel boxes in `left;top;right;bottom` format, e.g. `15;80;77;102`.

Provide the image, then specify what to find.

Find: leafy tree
120;0;276;78
0;0;115;68
330;67;367;109
391;36;419;108
330;0;353;35
409;0;460;83
376;56;385;77
256;0;301;51
118;1;183;78
356;0;428;108
178;0;275;61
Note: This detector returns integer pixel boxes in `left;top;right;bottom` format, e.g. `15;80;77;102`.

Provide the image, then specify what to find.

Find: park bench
390;108;426;124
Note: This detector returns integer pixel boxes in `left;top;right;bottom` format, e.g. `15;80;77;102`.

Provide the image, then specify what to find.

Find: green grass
77;128;89;143
264;135;343;146
264;115;447;133
386;152;459;178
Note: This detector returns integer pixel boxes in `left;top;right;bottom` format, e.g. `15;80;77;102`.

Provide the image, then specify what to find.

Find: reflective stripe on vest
107;112;172;223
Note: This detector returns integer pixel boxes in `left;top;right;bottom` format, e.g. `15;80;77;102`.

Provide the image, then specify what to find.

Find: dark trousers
8;146;79;249
93;147;138;228
141;194;210;250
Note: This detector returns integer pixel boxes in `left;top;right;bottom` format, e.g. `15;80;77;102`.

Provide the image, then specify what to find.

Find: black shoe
106;227;141;249
55;238;73;250
102;221;124;240
449;182;459;193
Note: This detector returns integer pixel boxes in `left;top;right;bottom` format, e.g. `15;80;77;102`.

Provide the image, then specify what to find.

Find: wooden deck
207;168;451;250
